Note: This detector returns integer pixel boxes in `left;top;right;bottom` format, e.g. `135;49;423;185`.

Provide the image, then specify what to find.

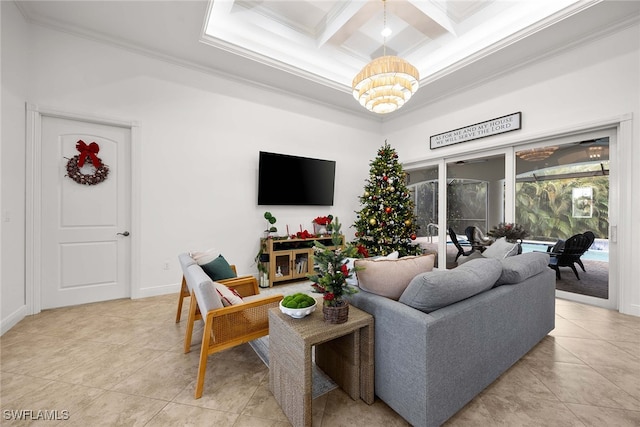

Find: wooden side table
269;300;374;427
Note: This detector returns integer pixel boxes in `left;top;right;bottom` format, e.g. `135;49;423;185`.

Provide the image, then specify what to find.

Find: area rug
554;259;608;299
249;335;337;399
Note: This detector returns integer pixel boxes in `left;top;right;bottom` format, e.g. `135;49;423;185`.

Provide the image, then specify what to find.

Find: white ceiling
15;0;640;120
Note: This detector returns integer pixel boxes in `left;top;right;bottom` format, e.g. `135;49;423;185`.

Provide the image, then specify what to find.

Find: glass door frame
405;130;617;310
512;128;617;310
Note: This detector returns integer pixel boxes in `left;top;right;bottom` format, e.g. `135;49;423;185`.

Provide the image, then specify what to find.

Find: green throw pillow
201;255;237;281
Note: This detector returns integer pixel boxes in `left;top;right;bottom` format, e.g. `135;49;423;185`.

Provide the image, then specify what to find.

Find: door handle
117;231;130;236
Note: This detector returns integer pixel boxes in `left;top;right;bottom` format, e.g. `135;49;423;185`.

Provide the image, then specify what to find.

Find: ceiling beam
407;0;457;36
316;0;370;48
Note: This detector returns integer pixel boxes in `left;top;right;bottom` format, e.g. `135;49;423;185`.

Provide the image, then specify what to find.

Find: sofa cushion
495;252;550;286
186;264;224;314
355;254;435;300
456;251;484;265
178;252;197;275
201;254;237;281
399;257;502;313
344;251;400;287
482;237;519;259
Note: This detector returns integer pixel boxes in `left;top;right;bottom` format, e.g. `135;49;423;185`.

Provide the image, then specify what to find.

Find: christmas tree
352;142;421;257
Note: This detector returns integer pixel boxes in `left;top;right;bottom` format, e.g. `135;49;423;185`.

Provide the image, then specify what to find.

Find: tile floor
1;285;639;426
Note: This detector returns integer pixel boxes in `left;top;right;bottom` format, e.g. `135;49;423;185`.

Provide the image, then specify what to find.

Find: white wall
1;1;31;332
384;23;640;316
2;4;639;334
1;7;381;332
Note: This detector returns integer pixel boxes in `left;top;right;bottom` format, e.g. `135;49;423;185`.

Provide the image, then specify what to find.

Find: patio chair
465;226;493;251
578;231;596;272
548;232;593;280
464;226;476;245
449;227;475;262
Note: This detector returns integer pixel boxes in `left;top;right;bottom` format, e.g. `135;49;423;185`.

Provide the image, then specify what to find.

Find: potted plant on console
312;215;333;235
263;211;278;237
308;218;360;324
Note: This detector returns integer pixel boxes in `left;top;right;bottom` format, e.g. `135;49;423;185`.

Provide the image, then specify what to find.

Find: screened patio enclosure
407;137;610;300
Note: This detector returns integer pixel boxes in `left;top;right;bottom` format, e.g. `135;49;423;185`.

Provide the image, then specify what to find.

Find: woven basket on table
322;301;349;324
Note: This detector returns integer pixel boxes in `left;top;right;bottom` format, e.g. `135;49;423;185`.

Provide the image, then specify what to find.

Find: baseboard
621;303;640;317
1;305;28;336
133;282;181;299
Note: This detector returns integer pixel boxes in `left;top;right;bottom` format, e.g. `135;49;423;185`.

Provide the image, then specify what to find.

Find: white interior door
40;116;131;309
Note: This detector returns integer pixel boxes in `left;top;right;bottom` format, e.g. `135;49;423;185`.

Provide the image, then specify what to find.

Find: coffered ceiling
15;1;640;120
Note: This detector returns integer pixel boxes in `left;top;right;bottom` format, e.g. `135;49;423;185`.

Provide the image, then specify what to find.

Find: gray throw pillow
399;258;502;313
483;237;519;259
495;252;550;285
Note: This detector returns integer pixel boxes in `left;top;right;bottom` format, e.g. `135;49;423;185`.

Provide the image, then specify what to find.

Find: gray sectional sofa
349;252;555;427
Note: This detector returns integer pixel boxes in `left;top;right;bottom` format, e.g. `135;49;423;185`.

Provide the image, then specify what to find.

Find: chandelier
588;146;604;159
516;146;558;162
352;0;419;114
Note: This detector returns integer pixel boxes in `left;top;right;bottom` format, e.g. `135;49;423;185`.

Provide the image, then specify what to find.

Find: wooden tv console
260;235;344;286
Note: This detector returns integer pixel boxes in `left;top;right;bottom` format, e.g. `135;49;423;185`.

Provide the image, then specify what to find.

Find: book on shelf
296;259;307;274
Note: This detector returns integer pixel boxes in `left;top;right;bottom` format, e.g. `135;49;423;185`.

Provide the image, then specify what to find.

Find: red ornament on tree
382;175;388;181
410;233;417;240
385;207;392;214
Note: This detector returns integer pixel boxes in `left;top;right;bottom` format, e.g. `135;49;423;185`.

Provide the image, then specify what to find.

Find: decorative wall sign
65;140;110;185
430;112;521;149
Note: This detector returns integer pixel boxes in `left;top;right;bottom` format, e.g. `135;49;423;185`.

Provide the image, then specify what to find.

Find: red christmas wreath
66;140;109;185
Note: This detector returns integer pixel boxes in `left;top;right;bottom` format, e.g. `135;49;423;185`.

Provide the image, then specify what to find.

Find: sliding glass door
445;154;505;269
406;128;615;309
515;135;612;307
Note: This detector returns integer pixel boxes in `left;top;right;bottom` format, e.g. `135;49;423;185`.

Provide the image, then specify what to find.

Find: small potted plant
254;240;270;288
487;222;529;243
264;211;277;237
312;215;333;235
307;218;361;323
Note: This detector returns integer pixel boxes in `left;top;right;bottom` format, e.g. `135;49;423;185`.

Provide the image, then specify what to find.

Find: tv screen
258;151;335;206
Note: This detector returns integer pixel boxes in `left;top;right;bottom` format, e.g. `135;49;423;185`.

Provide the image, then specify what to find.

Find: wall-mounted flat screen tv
258;151;335;206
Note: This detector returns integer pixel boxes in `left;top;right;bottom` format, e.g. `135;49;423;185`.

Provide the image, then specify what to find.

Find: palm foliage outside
515;176;609;241
410;168;609;242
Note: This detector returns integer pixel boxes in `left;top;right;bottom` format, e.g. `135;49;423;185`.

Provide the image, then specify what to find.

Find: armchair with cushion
175;253;258;323
181;260;283;398
548;232;593;280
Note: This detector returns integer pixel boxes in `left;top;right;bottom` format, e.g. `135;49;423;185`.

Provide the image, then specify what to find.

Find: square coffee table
268;299;374;427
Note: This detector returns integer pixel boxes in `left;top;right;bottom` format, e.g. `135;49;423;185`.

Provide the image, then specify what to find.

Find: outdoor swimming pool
520;242;609;262
444;237;610;262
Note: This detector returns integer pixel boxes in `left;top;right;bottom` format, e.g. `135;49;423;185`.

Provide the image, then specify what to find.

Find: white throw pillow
482;237;519;259
385;251;400;260
191;248;221;265
344;257;358;287
214;282;244;306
